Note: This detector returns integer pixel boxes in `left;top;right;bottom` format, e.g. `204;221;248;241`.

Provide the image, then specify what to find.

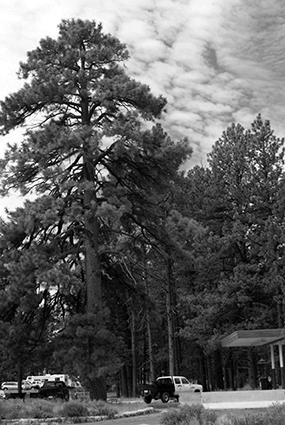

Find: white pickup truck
156;376;203;393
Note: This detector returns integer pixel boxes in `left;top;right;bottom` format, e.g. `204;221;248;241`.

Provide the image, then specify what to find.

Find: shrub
23;399;54;418
262;403;285;425
0;400;25;419
57;400;89;417
87;400;117;418
160;404;217;425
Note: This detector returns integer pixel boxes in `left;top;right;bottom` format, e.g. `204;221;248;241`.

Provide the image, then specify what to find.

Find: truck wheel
144;395;152;404
161;392;170;403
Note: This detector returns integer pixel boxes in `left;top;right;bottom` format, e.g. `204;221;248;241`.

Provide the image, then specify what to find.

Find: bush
160;404;217;425
216;415;265;425
262;402;285;425
57;400;89;417
0;399;56;419
24;399;55;418
0;400;25;419
87;400;117;418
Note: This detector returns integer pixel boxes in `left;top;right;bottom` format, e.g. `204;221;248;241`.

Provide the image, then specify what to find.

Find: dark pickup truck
37;381;69;400
29;381;69;400
139;377;179;404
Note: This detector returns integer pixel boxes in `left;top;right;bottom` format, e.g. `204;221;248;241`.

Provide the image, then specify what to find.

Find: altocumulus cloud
93;0;285;165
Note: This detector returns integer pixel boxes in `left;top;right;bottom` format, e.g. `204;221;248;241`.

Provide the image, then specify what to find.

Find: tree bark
84;198;103;325
166;252;175;376
248;347;258;389
17;360;23;395
88;376;107;400
120;366;129;397
131;310;137;397
146;312;155;381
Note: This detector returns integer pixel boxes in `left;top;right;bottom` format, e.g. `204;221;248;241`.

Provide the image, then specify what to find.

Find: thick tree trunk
83;149;105;398
89;376;107;400
81;88;103;326
84;190;103;325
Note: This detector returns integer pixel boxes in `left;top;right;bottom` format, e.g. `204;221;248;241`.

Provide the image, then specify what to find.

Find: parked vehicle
26;378;46;389
139;377;179;404
33;381;69;400
1;381;31;391
26;374;80;388
156;376;203;393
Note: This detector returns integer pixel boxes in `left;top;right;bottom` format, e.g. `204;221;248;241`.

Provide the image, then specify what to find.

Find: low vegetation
160;403;285;425
0;398;118;419
2;399;285;424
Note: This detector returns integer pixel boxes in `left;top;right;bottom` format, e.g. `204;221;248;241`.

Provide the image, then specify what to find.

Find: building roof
221;329;285;347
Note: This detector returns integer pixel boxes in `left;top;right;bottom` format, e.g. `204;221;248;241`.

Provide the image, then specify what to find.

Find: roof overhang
221;329;285;348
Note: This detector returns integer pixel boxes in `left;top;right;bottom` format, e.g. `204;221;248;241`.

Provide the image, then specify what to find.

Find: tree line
0;19;284;399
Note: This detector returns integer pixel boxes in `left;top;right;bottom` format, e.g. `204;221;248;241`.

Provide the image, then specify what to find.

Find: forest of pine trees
0;19;284;399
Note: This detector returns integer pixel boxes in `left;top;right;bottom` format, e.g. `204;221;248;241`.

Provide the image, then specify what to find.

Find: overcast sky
1;0;285;212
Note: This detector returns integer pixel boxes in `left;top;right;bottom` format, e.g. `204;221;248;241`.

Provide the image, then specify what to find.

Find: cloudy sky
1;0;285;211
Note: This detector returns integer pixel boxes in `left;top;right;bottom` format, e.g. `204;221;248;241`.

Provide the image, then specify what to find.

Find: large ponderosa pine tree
0;19;191;398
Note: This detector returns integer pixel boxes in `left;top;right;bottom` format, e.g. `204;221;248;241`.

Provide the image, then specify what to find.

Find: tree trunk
81;85;103;327
146;312;155;382
131;310;137;397
166;252;175;376
89;376;107;400
248;347;258;389
143;247;155;382
17;360;23;395
120;366;129;397
84;190;103;325
214;349;224;390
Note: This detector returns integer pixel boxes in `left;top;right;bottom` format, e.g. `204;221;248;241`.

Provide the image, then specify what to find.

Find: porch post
278;343;284;389
270;344;276;389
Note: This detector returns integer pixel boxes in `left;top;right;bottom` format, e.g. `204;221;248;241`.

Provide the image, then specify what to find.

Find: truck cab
156;376;203;393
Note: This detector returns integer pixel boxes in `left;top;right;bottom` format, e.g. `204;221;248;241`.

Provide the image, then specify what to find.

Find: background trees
180;115;285;390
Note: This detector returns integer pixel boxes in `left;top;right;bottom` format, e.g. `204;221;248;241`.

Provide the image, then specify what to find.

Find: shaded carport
221;328;285;389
